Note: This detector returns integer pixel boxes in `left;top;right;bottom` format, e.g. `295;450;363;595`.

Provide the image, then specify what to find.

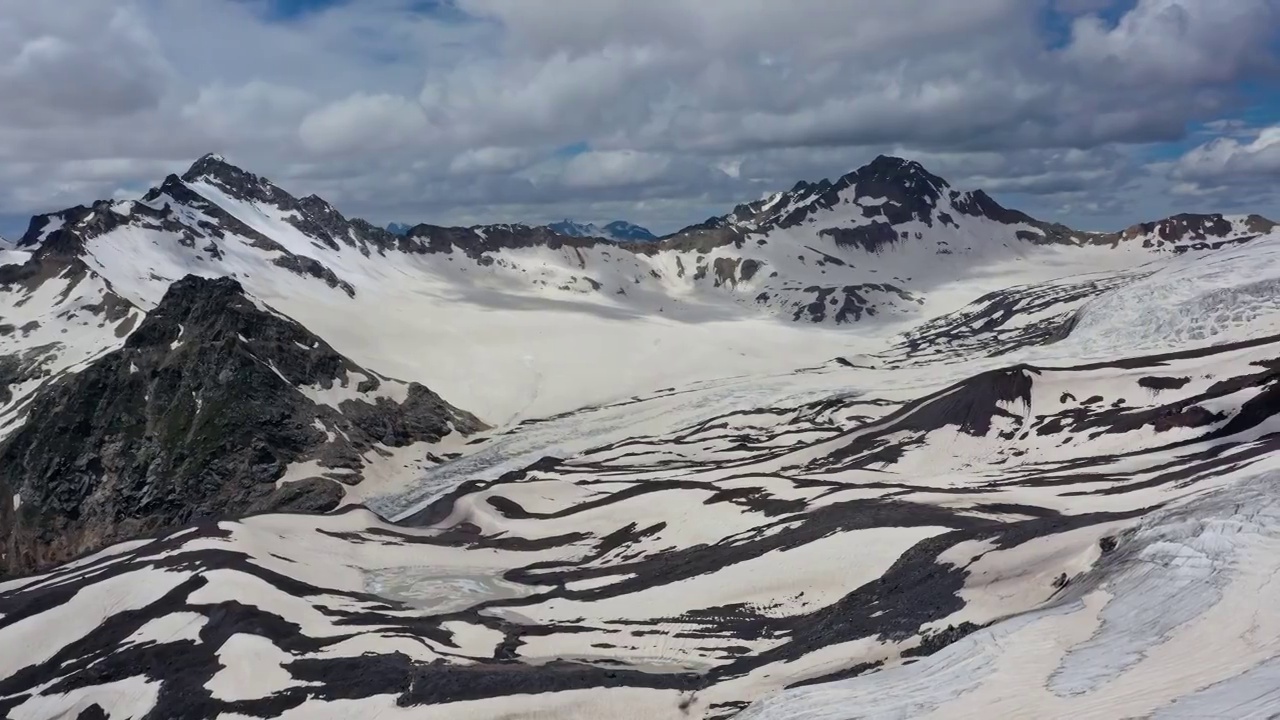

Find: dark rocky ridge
405;223;603;259
17;154;1271;282
15;178;364;297
1089;213;1279;253
181;154;419;260
723;156;952;233
720;155;1058;238
710;155;1275;255
169;155;1021;260
0;275;483;578
604;220;658;241
337;155;1053;262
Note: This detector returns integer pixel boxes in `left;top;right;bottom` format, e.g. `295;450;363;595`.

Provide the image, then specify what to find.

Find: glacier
3;155;1280;719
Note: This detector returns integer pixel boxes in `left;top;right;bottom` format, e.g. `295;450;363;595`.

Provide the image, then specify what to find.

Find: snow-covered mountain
4;153;1280;719
0;153;1139;422
397;219;657;243
549;219;658;242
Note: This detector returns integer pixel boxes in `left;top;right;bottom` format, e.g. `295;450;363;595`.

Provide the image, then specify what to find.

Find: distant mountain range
387;219;656;242
547;220;657;242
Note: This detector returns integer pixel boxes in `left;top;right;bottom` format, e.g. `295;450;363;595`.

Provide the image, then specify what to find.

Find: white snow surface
739;472;1280;720
5;160;1280;719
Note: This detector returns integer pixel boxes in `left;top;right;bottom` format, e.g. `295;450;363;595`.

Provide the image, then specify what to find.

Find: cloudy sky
1;0;1279;238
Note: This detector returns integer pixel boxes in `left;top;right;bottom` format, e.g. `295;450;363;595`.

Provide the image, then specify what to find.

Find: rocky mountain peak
1122;213;1232;239
849;155;948;193
127;275;250;347
733;155;958;233
181;152;294;209
182;152;242;184
547;219;598;237
12;201;141;256
143;173;211;208
835;155;950;213
176;157;406;262
16;208;82;250
717;155;1076;245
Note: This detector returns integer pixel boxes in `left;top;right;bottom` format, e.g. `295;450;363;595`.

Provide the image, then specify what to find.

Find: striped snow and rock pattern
2;155;1280;718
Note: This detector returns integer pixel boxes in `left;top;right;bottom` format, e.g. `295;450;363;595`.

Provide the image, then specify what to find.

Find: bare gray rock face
0;275;483;577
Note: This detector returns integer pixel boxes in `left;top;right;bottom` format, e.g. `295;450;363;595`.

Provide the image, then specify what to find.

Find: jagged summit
722;154;967;233
182;152;236;181
13;202;121;254
705;154;1276;254
851;154;947;190
180;152;297;210
142;274;249;323
775;156;943;203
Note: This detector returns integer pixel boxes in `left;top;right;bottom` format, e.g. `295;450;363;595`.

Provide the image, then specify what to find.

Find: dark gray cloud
0;0;1277;238
0;4;171;126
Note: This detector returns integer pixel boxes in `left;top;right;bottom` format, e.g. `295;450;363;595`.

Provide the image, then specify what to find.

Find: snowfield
4;155;1280;719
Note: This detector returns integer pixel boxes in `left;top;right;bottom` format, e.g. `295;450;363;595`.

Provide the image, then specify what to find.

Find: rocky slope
0;275;481;577
1096;211;1277;253
0;221;143;424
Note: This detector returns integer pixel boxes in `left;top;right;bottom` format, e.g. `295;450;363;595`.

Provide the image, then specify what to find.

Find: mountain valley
3;153;1280;719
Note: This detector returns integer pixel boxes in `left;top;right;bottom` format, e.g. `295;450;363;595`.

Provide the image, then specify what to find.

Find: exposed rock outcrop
0;275;483;577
